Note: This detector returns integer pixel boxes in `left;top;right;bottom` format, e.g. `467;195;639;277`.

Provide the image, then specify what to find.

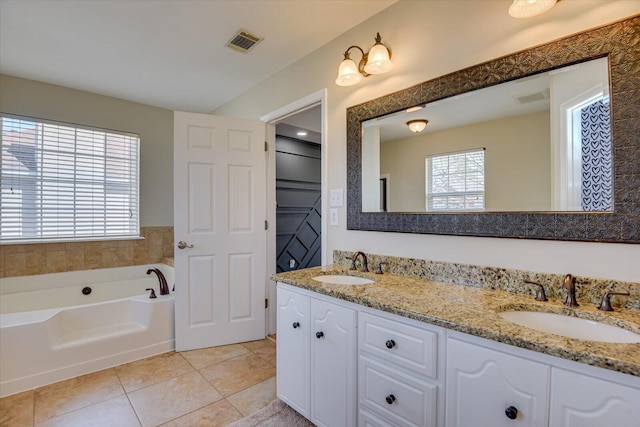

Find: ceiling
0;0;396;113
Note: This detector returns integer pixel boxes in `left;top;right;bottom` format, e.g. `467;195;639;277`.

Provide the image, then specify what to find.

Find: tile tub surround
0;226;174;278
334;250;640;311
272;265;640;377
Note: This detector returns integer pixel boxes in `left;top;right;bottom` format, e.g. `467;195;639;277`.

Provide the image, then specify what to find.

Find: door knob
177;241;194;249
385;339;396;349
385;394;396;405
292;322;300;329
315;331;324;339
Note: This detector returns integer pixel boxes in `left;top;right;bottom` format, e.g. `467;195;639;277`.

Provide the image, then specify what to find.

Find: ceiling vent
514;88;550;104
226;29;263;54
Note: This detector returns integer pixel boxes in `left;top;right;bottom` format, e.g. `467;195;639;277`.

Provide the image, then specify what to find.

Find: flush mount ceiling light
407;119;428;133
508;0;557;18
335;32;393;87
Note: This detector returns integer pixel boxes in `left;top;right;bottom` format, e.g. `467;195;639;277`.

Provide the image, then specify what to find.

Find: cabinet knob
505;406;518;420
385;394;396;405
292;322;300;329
316;331;324;339
385;339;396;349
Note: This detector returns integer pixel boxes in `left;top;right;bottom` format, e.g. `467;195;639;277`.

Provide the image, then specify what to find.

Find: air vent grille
226;29;263;53
514;88;550;104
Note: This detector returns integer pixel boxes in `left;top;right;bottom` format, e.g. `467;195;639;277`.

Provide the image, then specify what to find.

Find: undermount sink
499;311;640;343
311;275;374;286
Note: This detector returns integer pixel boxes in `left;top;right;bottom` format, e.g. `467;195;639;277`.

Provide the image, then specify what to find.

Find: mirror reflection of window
425;149;485;211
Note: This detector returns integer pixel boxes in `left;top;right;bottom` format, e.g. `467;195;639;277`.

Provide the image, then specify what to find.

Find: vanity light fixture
335;32;393;87
508;0;557;18
407;119;428;133
296;130;308;136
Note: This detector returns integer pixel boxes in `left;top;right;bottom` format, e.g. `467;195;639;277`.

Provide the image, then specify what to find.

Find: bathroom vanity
273;265;640;427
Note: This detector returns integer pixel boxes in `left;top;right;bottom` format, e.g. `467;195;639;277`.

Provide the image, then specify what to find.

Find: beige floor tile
199;353;276;397
128;371;222;427
115;352;194;392
34;368;124;422
180;344;250;370
240;339;274;352
160;399;243;427
35;395;141;427
227;377;277;416
0;390;34;427
241;338;276;366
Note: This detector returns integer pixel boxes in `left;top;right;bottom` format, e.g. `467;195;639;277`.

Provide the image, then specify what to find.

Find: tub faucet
562;274;579;307
147;268;170;295
351;251;369;273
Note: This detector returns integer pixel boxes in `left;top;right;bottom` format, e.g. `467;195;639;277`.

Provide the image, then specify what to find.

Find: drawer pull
505;406;518;420
385;339;396;349
385;394;396;405
292;322;300;329
316;331;324;339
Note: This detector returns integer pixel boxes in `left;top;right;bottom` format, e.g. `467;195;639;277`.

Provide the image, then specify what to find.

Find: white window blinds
426;149;485;211
1;114;140;243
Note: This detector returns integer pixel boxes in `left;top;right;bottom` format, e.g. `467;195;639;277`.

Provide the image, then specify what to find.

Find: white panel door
310;298;357;427
446;337;550;427
174;111;266;351
276;286;311;417
549;368;640;427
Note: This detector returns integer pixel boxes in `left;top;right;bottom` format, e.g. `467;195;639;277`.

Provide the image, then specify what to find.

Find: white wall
214;1;640;282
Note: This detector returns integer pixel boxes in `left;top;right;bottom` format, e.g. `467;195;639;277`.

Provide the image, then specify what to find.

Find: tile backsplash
0;226;173;278
333;250;639;311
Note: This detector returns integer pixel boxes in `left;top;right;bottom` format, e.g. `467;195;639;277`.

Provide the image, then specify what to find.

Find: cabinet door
549;367;640;427
311;298;357;427
276;286;310;417
446;337;550;427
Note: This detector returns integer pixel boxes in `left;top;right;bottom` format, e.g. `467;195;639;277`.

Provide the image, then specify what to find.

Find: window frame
0;113;141;244
425;148;485;212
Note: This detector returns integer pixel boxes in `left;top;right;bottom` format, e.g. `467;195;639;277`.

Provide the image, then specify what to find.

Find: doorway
261;90;327;334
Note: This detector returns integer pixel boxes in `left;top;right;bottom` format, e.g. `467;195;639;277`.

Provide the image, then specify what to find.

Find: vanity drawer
359;355;438;427
359;311;438;378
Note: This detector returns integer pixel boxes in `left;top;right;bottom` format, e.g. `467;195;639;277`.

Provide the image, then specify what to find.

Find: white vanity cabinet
276;283;357;427
358;310;444;427
446;336;550;427
446;332;640;427
549;367;640;427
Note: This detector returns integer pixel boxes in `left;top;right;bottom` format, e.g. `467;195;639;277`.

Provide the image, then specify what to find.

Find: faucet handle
375;262;388;275
598;291;630;312
524;280;548;302
145;288;157;299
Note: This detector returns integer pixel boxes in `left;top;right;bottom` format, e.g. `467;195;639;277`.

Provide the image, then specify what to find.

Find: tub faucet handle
145;288;157;299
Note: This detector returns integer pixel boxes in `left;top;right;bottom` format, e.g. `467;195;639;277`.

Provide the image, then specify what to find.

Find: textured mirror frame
346;16;639;243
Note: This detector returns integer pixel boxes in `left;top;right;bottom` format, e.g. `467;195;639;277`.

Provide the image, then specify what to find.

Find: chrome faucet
147;268;170;295
562;274;579;307
351;251;369;273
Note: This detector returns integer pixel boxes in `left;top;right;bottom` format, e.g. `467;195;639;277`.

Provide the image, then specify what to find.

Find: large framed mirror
346;16;639;243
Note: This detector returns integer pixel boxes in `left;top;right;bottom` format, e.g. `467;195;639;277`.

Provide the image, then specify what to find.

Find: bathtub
0;264;174;397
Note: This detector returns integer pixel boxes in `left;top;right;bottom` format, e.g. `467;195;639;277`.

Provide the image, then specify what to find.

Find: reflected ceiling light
405;105;425;113
407;119;428;133
508;0;557;18
297;131;307;136
335;32;393;87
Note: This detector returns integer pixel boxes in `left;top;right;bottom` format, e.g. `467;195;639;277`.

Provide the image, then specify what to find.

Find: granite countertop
272;266;640;377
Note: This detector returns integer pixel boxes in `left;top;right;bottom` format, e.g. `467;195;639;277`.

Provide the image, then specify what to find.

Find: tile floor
0;339;277;427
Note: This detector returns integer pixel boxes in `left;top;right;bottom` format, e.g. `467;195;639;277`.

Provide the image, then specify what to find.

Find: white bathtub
0;265;175;397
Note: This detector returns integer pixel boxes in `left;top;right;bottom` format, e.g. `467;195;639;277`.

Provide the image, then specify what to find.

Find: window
1;114;140;243
426;149;485;211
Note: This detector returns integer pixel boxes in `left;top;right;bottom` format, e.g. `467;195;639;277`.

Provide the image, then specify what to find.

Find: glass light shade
363;43;393;75
508;0;557;18
336;57;363;86
407;119;428;133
